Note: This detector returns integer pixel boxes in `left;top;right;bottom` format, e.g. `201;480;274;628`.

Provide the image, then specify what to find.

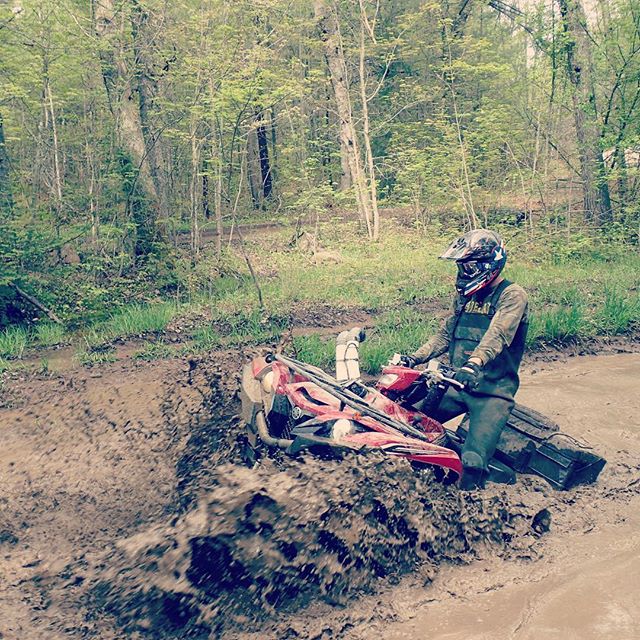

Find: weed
133;341;175;361
0;326;29;359
191;326;222;351
527;303;589;345
76;346;117;367
291;335;335;370
293;309;438;374
83;303;176;347
595;288;640;335
34;322;67;347
104;303;175;338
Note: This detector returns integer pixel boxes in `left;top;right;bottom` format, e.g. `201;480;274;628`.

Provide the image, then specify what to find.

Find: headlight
332;419;355;440
377;373;398;387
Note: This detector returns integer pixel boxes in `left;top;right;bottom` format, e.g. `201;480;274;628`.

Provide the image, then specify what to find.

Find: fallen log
10;283;63;324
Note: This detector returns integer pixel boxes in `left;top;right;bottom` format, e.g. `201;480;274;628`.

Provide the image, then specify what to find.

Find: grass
76;345;117;367
84;303;177;347
2;222;639;366
34;322;67;347
133;341;176;361
0;326;29;359
191;326;222;351
293;309;438;374
594;287;640;335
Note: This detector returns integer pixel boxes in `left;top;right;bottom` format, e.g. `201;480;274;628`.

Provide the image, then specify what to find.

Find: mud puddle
0;352;638;639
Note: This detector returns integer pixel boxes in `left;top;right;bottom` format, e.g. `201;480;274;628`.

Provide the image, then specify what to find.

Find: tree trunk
0;112;13;212
558;0;612;226
94;0;161;254
130;0;169;228
357;2;380;241
314;0;374;238
256;110;273;201
246;125;262;209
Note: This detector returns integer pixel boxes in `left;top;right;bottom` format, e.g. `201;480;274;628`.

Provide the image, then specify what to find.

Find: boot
460;451;487;490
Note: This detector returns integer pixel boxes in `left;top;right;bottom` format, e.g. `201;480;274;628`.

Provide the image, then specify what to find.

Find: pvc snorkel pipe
336;327;365;381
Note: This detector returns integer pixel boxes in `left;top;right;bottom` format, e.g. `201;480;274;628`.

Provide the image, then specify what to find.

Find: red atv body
241;351;606;490
241;354;463;479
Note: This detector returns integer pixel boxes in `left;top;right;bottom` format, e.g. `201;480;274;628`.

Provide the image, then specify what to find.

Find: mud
0;352;638;639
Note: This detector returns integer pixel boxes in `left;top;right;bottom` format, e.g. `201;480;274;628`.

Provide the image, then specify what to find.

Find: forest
0;0;639;365
2;3;640;638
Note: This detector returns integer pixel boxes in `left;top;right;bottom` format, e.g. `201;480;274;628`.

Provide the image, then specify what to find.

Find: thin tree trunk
357;3;380;241
190;121;201;258
315;0;373;238
94;0;161;253
255;110;273;201
0;112;13;212
558;0;612;226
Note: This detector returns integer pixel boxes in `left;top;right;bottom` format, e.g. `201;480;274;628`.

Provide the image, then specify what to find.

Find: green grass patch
75;345;117;367
84;303;177;347
133;341;176;361
594;287;640;335
293;309;438;375
0;326;29;359
191;326;222;351
34;322;68;347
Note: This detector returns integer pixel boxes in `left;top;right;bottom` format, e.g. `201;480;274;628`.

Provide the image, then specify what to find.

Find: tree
0;113;12;212
314;0;378;240
558;0;612;225
94;0;164;255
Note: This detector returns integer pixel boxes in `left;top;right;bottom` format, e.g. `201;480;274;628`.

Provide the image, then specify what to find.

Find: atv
240;328;606;489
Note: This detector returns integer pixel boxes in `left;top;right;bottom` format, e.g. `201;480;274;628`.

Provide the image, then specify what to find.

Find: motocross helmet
440;229;507;297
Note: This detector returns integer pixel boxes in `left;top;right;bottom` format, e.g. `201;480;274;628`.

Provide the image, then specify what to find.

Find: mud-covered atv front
241;353;463;479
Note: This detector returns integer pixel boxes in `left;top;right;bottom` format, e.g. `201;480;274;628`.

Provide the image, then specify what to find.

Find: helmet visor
457;260;483;279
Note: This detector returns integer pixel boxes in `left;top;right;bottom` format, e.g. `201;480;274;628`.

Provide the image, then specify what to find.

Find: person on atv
406;229;529;490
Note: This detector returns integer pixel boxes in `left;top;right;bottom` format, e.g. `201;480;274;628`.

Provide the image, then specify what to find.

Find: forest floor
0;330;639;639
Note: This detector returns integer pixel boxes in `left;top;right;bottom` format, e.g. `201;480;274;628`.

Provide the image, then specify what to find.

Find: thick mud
0;352;638;639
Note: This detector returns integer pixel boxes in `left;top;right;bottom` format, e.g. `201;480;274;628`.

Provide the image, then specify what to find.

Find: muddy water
347;354;640;640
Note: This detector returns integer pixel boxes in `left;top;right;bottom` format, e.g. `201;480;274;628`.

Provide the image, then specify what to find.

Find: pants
430;387;515;471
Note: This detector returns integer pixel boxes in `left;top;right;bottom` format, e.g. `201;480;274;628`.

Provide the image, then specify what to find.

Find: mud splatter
89;454;543;639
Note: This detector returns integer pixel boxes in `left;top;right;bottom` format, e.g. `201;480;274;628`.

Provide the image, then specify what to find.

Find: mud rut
0;351;638;639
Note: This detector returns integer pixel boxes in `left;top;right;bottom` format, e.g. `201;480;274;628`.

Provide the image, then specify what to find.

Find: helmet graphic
440;229;507;296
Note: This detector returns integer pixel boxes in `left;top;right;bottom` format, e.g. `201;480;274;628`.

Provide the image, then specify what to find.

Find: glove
454;360;481;390
398;354;417;368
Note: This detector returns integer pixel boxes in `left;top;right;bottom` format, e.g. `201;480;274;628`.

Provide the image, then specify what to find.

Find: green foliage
0;326;28;359
133;341;176;361
595;288;640;335
34;323;67;347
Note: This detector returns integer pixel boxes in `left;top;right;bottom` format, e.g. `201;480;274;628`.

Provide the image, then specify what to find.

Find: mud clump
93;454;536;639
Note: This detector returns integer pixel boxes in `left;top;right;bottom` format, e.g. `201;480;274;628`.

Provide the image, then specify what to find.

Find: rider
407;229;529;490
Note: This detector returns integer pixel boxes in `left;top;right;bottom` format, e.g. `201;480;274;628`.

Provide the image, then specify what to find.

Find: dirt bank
0;352;638;639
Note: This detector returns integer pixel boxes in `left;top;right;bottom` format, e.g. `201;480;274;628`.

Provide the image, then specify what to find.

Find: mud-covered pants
431;387;514;471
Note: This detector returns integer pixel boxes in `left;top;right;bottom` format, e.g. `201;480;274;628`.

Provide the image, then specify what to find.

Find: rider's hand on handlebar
454;360;481;390
398;354;417;369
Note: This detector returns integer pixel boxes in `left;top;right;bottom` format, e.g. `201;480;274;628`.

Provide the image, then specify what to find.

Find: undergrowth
2;223;639;367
